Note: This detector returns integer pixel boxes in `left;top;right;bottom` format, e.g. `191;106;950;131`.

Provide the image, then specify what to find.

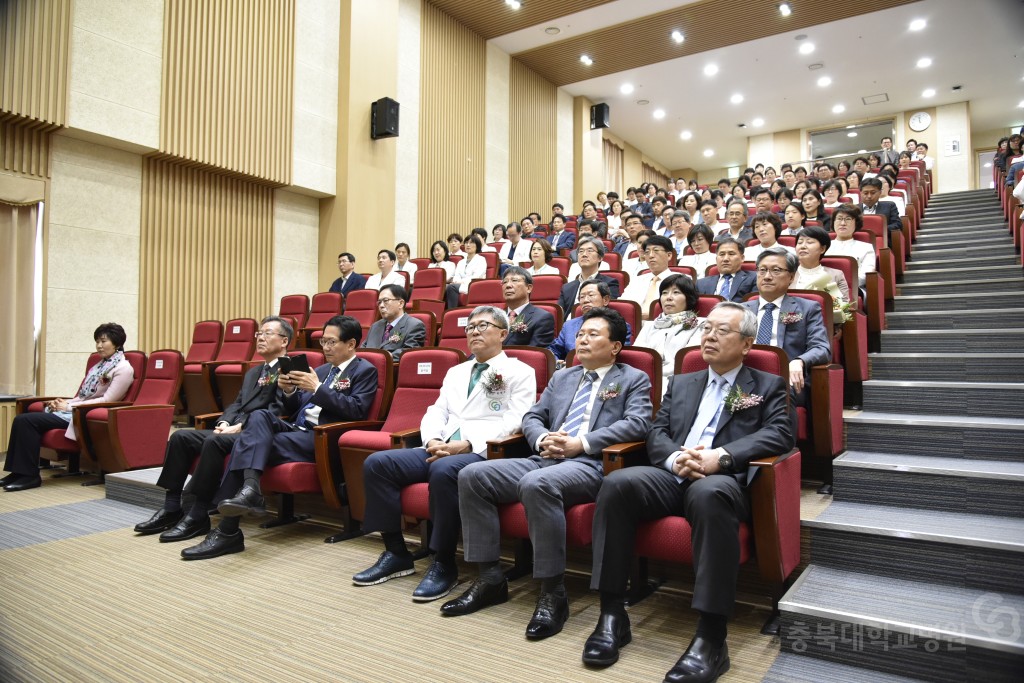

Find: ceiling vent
862;93;889;105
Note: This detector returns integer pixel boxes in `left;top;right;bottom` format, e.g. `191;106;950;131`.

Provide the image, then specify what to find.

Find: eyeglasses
319;338;341;348
700;324;741;337
377;298;400;305
756;267;789;276
465;321;503;335
254;331;286;339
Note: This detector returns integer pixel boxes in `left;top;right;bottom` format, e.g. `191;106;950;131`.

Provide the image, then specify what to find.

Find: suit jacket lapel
588;366;621;427
776;294;792;344
678;370;708;436
715;366;753;433
550;366;583;428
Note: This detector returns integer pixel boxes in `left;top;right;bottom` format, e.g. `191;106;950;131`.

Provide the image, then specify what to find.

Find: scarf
653;310;698;330
78;350;125;398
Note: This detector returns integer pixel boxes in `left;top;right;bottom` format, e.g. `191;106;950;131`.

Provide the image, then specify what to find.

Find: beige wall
45;136;142;395
601;129;674;194
485;44;511;229
395;0;422;253
509;60;557;221
934;101;971;193
773;129;803;166
274;190;320;308
574;96;603;209
293;0;340;196
556;90;575;210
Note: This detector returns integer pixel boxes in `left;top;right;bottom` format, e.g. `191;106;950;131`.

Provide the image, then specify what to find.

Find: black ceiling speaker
590;103;610;129
371;97;400;139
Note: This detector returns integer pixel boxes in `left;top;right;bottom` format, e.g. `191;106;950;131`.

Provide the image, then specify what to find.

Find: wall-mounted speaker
371;97;400;139
590;103;610;130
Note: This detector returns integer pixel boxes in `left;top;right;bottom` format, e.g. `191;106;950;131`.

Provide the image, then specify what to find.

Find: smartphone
279;354;311;375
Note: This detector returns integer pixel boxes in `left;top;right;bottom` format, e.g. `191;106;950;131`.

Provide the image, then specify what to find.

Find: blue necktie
720;274;733;299
560;371;599;437
683;376;728;450
295;365;339;428
756;303;776;345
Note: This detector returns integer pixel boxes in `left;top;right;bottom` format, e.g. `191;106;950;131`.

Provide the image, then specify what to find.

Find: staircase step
779;565;1024;682
862;380;1024;417
886;308;1024;329
897;278;1024;294
892;293;1024;313
868;353;1024;381
878;328;1024;352
845;411;1024;460
912;234;1011;250
903;255;1020;268
901;265;1022;283
917;218;1005;231
834;451;1024;518
901;244;1018;259
763;653;933;683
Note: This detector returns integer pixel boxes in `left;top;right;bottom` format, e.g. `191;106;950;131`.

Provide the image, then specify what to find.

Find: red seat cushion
262;461;320;495
401;482;430;519
635;517;752;565
797;406;808;441
86;408;109;422
337;430;394;451
184;363;203;373
40;430;78;452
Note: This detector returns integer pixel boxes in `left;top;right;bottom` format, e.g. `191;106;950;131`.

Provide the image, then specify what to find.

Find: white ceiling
492;0;1024;172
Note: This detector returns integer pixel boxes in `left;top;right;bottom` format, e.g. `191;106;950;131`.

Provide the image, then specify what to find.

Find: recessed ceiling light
799;42;815;55
847;132;858;138
505;0;521;9
580;54;593;66
730;93;744;104
922;88;935;98
752;118;765;127
704;64;718;77
916;57;932;68
620;83;634;95
544;26;560;35
832;104;845;114
909;18;926;31
653;109;666;120
680;130;693;140
817;76;832;87
671;30;685;44
703;149;715;157
779;3;792;17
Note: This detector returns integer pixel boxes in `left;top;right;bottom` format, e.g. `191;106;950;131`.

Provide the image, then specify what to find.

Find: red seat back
648;294;721;321
466;279;504;306
407;311;437;346
601;270;628;294
410;257;431;271
354;348;396;420
529;275;566;302
185;321;222;363
550;257;570;279
124;350;148;401
574;346;662;414
532;303;563;337
574;300;641;339
502;347;555;400
707;263;756;276
602;252;621;270
439;308;474;355
132;350;182;405
344;289;380;330
288;349;326;367
409;267;445;302
216;319;257;362
678;344;788;379
306;293;343;330
383;348;465;432
481;251;498;278
279;294;310;330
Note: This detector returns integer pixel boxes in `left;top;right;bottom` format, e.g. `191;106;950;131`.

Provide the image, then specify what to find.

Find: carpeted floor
0;462;826;682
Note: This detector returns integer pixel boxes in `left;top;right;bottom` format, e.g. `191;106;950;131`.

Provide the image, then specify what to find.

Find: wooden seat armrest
486;433;530;460
15;397;63;414
312;419;386;508
71;402;130;462
391;428;422;449
602;441;647;474
194;412;225;430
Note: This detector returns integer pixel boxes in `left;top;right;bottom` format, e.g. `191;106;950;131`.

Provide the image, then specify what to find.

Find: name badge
155;359;164;369
418;362;432;375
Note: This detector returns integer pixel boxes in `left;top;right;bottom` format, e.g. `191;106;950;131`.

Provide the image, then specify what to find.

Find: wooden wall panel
139;158;274;353
0;118;52;177
0;0;71;126
160;0;294;186
418;3;486;248
509;59;556;222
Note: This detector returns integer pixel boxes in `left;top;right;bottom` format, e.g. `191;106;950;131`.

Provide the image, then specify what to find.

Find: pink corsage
724;386;764;413
257;371;279;387
598;384;620;401
510;320;529;335
99;373;111;385
332;376;351;391
387;333;403;344
780;311;803;325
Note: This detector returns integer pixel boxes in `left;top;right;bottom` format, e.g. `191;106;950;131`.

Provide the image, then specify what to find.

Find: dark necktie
508;242;517;260
295;365;339;428
756;303;776;345
383;322;394;342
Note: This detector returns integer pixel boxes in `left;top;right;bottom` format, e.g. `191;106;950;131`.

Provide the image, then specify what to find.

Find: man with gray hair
558;236;621;317
501;267;555;347
353;306;536;602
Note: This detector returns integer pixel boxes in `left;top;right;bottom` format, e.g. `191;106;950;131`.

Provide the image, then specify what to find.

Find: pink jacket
64;359;134;439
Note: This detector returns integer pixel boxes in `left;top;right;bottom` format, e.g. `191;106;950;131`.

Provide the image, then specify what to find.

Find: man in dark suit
696;238;757;302
361;284;426;361
879;136;899;167
442;308;651;640
582;302;793;681
715;200;754;243
180;315;378;560
742;248;832;406
545;214;575;252
859;177;902;233
501;267;555;347
328;252;366;295
559;236;620;317
133;315;290;541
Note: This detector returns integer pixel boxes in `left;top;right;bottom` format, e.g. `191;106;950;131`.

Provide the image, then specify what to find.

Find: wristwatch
717;450;734;472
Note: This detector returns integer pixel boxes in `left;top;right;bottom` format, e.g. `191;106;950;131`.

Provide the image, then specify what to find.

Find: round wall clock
909;111;932;132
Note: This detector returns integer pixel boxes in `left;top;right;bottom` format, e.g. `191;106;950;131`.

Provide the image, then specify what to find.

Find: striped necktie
719;274;733;299
756;303;776;345
560;371;599;437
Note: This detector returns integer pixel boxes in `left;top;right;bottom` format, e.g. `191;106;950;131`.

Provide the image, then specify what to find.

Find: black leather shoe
134;508;184;535
180;529;245;560
439;579;508;616
0;472;21;486
525;592;569;640
582;612;632;667
352;551;415;586
216;484;265;517
158;515;211;542
3;476;42;492
663;636;730;683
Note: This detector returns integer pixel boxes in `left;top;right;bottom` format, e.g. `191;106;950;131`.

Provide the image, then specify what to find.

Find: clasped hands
279;369;320;394
539;431;584;460
672;445;720;480
45;398;70;412
425;439;472;463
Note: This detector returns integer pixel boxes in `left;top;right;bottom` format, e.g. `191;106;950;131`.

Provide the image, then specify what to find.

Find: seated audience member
551;202;566;218
491;224;508;244
678;224;717;277
498;222;533;277
669;210;692;254
913;142;934;171
648;197;671;232
546;214;575;252
622;230;655;278
877;175;906;217
181;315;378;560
826;205;875;287
428;240;456;283
447;233;467;258
559;237;621;317
775;188;795;212
520;217;538;240
365;249;406;291
362;284;426;361
528;213;544;232
549;279;632;360
846;171;862;194
443;308;651;636
134;316;290;540
567;220;604;264
613;213;647;258
792;179;810;201
821;180;844;209
699;200;722;234
329;252;366;295
526;239;559;276
473;227;497;253
353;307;535;600
633;275;706;397
394;242;418;285
445;235;487;309
605;200;625;232
801;190;831;231
620;235;675;319
582;302;793;679
782;201;808;236
500;267;555;347
742;248;831;405
879;135;899;166
795;226;851;322
745;211;796;263
859;177;902;233
714;201;754;244
744;188;774;226
898;150;914;171
680;192;703;223
866;154;881;175
696;238;757;303
2;323;134;492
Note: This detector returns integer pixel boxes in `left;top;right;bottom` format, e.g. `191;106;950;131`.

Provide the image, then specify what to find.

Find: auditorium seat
438;307;474;355
465;279;504;307
279;295;310;331
406;267;445;320
301;292;343;348
182;319;256;418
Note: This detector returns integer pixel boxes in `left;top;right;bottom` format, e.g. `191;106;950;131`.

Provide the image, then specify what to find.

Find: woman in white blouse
445;235;486;308
606;199;625;231
427;240;456;283
795;226;851;323
825;204;875;286
633;274;706;397
527;239;559;276
745;211;796;263
677;224;717;277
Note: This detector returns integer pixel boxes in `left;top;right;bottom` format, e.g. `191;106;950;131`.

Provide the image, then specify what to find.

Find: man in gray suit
441;307;652;640
361;284;426;361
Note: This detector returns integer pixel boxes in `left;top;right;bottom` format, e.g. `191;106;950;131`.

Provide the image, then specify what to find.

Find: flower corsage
598;384;620;401
331;375;351;392
510;320;529;335
780;311;803;325
481;370;506;395
724;385;764;413
257;371;279;387
387;333;404;344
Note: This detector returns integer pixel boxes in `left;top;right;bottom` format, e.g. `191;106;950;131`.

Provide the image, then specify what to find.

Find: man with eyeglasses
328;252;365;296
353;306;535;601
620;235;675;319
361;284;425;361
443;308;651;639
742;248;831;404
180;315;378;560
549;280;632;360
559;236;620;318
134;316;292;541
582;302;793;681
501;267;555;347
696;238;758;303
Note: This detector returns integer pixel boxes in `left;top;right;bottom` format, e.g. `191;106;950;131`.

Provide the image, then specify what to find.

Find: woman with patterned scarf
1;323;134;492
633;274;706;397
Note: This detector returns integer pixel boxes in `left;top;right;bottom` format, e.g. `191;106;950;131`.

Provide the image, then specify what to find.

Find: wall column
573;96;602;211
